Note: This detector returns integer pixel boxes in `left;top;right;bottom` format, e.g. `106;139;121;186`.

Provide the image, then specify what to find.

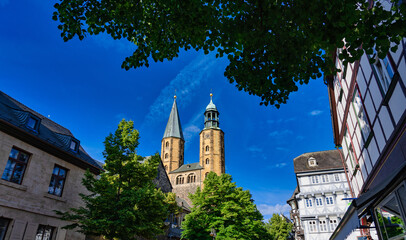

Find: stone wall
169;169;202;206
0;131;91;240
200;129;225;180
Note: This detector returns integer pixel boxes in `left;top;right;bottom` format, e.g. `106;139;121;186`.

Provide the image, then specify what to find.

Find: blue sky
0;0;335;220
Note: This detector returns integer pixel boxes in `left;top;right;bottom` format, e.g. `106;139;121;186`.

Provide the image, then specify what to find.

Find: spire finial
210;89;213;100
174;89;177;99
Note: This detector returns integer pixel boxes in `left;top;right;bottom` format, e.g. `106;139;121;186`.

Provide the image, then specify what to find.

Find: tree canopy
57;120;177;240
181;172;271;240
264;214;293;240
53;0;405;107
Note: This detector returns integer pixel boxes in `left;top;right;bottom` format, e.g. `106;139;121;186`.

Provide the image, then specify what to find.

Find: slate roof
163;98;184;140
0;91;102;172
176;196;191;211
170;162;203;173
293;149;343;173
206;98;217;111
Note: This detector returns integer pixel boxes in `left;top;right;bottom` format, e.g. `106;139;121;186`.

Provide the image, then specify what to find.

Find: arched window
187;173;196;183
206;145;209;151
165;165;168;171
205;172;209;178
165;153;168;159
206;158;210;165
166;141;169;147
176;175;184;185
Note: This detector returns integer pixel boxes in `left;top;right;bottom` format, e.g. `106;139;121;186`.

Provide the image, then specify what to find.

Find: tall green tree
181;172;271;240
264;214;293;240
53;0;405;107
57;120;176;240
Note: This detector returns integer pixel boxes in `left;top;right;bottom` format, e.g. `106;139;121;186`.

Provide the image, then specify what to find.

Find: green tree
264;214;293;240
57;120;176;240
53;0;405;107
181;172;271;240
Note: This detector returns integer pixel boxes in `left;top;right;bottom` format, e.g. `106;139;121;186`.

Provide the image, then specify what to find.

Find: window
48;165;68;196
206;158;210;165
321;175;329;183
306;199;313;208
36;225;55;240
370;54;394;95
309;221;317;232
165;153;168;159
0;218;10;240
308;157;317;166
326;196;334;205
315;198;323;206
166;141;169;147
319;220;327;232
205;172;209;178
187;174;196;183
176;175;184;185
352;89;372;146
334;173;340;182
330;219;338;231
165;165;168;171
206;145;210;151
26;116;38;130
311;176;319;184
1;147;30;184
70;140;78;151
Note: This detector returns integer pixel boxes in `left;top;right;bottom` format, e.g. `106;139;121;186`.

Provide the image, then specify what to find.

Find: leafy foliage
181;172;271;239
264;214;293;240
53;0;406;107
56;120;176;240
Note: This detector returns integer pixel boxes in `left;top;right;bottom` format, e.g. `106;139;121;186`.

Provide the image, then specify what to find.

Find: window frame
48;165;68;197
326;196;334;205
315;197;323;207
36;224;55;240
319;220;328;232
311;175;319;184
351;88;373;148
1;147;30;185
0;218;10;240
309;220;318;232
334;173;340;182
25;114;40;132
306;199;313;208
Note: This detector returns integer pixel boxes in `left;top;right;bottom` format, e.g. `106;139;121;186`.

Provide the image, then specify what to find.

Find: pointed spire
163;96;184;140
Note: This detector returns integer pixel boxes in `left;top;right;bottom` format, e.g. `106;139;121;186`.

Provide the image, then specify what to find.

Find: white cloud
269;129;293;137
309;110;323;116
144;53;218;124
268;162;288;169
257;203;291;216
183;124;201;141
248;146;263;153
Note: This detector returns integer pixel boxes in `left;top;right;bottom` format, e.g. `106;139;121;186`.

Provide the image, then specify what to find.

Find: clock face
205;133;210;139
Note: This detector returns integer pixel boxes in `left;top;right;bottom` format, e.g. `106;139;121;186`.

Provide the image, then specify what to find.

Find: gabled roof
0;91;102;173
163;98;184;140
170;162;203;173
293;149;343;173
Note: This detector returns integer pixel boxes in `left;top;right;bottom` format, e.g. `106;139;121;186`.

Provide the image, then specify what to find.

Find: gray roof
176;196;191;211
163;98;184;140
0;91;102;171
206;97;217;111
293;149;343;173
170;162;203;173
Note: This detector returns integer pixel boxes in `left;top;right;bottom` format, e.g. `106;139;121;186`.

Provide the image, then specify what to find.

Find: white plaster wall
388;82;406;124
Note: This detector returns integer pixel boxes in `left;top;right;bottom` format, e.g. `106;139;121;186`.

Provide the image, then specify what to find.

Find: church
161;94;225;206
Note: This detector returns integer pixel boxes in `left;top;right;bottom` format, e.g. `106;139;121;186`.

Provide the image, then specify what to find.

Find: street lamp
210;228;216;239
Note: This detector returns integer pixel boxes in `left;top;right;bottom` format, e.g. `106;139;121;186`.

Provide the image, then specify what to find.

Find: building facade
161;94;225;206
288;150;350;240
0;91;103;240
327;4;406;237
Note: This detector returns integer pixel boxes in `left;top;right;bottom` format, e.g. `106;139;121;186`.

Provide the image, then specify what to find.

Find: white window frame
319;220;328;232
330;219;338;231
315;197;323;206
306;199;313;208
326;196;334;205
311;175;319;184
334;173;340;182
321;174;329;183
309;220;318;232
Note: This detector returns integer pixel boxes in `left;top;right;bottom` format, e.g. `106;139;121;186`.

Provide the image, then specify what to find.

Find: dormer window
308;157;317;167
25;115;40;132
69;139;79;152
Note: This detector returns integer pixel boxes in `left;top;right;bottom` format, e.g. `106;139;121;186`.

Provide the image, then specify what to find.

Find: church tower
161;96;184;174
200;93;225;180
